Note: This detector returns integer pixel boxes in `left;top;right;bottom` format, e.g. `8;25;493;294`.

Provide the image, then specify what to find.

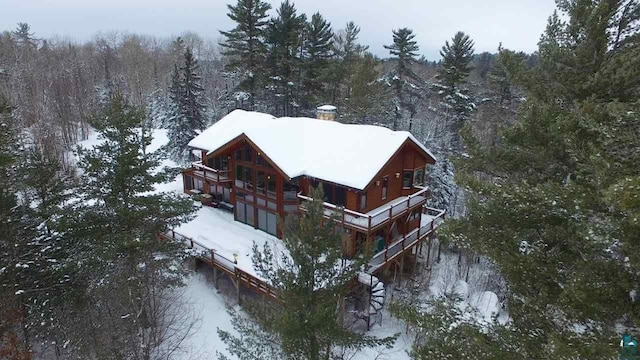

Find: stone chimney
316;105;337;121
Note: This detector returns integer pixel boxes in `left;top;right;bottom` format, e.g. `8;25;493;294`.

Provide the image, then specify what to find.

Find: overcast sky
2;0;556;59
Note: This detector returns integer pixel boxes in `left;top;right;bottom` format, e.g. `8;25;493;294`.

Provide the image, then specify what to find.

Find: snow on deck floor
175;205;288;279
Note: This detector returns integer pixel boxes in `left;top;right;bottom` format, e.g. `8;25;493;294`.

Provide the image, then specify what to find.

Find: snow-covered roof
188;110;436;190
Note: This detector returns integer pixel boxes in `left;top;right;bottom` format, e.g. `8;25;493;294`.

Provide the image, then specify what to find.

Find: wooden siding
359;141;430;213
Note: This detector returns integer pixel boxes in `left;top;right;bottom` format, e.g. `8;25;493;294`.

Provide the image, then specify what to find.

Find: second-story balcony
187;161;232;183
297;186;431;233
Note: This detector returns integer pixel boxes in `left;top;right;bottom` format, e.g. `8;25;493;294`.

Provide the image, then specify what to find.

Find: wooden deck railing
367;206;446;273
189;161;232;183
159;230;278;299
298;186;430;233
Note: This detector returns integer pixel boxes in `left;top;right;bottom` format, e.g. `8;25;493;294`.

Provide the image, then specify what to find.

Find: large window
235;165;254;190
236;202;254;226
256;155;273;168
258;209;278;236
382;176;388;200
234;144;253;163
184;175;193;190
403;170;413;189
207;156;228;170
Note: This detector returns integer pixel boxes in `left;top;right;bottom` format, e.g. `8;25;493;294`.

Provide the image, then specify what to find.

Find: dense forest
1;0;639;359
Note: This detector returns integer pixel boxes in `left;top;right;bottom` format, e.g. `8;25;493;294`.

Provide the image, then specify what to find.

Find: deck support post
235;273;241;305
400;254;405;280
213;266;219;289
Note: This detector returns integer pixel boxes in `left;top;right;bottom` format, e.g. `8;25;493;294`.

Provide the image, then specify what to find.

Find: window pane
258;209;267;231
335;186;346;207
267;174;276;199
246;204;254;225
235;165;244;188
382;177;388;200
244;145;252;162
360;193;367;210
245;167;253;190
403;170;413;188
256;171;266;195
184;175;193;190
234;148;242;160
322;182;333;203
267;212;277;236
236;202;246;223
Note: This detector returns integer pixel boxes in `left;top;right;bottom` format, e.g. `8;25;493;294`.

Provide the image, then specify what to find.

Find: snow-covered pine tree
302;12;333;105
342;53;392;124
167;48;207;164
487;44;524;106
65;93;196;358
15;148;78;352
13;22;37;49
0;95;34;359
265;0;306;116
383;28;422;131
391;295;519;359
426;31;475;217
147;87;170;129
433;31;475;151
327;21;369;105
219;0;272;111
219;187;395;359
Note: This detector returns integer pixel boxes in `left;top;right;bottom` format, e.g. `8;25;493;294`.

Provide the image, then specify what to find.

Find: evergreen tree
384;28;422;131
169;36;186;65
476;51;492;79
433;31;475;151
220;0;272;110
13;22;36;48
219;187;395;359
342;53;391;124
302;12;333;105
168;48;206;164
0;95;34;359
67;93;196;357
437;1;640;358
265;0;306;116
328;21;369;105
391;295;521;360
487;45;512;105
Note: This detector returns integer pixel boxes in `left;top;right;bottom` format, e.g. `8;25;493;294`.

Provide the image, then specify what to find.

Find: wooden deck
298;186;431;233
163;204;445;300
159;231;278;300
367;206;446;273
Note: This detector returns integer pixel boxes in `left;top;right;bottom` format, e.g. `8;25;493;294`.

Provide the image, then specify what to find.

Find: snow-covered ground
79;128;507;359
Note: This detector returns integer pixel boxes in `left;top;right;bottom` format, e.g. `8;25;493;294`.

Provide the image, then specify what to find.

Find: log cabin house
181;108;444;274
